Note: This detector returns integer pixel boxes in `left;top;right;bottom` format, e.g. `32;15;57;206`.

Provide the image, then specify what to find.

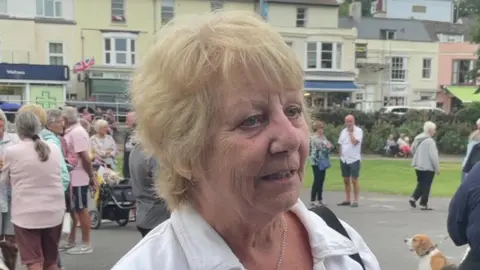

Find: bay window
305;42;343;70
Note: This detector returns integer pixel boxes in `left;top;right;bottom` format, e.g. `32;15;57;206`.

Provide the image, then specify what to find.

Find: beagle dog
404;234;458;270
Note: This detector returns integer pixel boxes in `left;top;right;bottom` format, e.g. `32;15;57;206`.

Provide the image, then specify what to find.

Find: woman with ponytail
0;111;65;270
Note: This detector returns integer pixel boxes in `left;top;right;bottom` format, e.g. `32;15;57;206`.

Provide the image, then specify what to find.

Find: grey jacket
411;133;440;173
129;144;170;230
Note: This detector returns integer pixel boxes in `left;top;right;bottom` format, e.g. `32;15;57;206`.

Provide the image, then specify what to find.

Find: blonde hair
18;104;47;126
93;119;108;133
131;10;303;210
0;109;7;123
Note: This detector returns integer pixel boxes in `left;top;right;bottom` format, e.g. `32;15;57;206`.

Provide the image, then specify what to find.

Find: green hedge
312;102;480;155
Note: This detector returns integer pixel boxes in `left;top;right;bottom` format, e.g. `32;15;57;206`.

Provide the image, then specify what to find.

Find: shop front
382;83;409;106
304;80;359;109
0;63;69;110
85;67;133;101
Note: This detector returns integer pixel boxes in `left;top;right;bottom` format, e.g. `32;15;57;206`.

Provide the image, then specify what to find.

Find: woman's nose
268;119;301;155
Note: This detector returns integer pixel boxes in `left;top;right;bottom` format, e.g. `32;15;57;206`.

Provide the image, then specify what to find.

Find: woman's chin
255;186;300;214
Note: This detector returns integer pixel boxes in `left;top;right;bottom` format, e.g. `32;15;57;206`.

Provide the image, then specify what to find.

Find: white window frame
304;42;343;71
161;0;175;24
36;0;62;18
111;0;125;18
389;57;408;82
0;0;7;14
380;29;396;40
102;33;137;67
47;42;65;65
296;7;307;28
437;33;464;43
452;59;474;85
422;58;432;79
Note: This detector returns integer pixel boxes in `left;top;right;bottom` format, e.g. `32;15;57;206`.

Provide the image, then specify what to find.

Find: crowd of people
0;103;132;270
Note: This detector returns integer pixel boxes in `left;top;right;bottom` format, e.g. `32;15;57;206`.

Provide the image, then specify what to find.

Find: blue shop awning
304;80;358;92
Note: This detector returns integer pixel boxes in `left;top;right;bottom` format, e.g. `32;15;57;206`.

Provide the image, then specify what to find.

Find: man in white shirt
337;114;363;207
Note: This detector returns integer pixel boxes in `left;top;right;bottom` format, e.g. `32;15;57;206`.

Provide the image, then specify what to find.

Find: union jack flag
73;57;95;73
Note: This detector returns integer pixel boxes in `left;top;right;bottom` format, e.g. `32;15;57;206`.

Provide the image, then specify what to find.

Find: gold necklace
275;215;288;270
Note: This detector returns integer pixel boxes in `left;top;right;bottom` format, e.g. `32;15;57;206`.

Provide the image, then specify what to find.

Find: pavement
53;190;465;270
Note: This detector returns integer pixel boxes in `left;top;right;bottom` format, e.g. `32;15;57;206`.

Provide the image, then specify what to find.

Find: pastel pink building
437;42;479;113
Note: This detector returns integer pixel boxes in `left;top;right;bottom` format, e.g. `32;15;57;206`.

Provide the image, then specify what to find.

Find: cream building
75;0;155;101
0;0;76;111
339;3;439;112
154;0;359;109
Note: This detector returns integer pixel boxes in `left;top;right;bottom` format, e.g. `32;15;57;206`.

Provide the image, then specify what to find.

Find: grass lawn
304;159;461;197
117;154;461;197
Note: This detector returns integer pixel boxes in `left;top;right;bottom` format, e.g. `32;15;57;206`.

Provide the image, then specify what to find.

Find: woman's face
198;80;308;217
47;117;64;135
98;125;108;135
316;126;324;135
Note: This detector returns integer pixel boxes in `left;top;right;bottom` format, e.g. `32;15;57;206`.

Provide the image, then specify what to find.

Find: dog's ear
416;237;433;256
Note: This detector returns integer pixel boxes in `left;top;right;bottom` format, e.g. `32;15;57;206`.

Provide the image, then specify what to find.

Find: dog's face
404;234;435;256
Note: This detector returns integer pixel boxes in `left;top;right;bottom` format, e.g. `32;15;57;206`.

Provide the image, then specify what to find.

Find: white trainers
66;244;93;255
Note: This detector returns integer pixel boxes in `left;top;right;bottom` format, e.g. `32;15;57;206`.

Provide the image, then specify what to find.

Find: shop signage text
0;63;69;81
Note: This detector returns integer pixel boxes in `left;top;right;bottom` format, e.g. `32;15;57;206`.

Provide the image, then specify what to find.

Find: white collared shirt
338;126;363;164
112;200;380;270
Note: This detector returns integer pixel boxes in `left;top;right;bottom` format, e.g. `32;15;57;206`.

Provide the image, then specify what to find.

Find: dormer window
380;29;396;40
437;33;464;43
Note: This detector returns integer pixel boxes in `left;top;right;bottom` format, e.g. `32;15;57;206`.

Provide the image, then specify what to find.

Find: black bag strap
310;205;366;270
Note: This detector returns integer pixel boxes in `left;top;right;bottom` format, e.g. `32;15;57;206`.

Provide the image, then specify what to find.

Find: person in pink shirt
61;106;94;255
1;111;65;270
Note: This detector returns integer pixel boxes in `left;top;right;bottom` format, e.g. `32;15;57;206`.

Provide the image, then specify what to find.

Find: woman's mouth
261;170;295;181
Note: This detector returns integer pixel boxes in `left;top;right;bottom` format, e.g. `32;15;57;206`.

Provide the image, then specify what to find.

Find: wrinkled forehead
219;78;302;109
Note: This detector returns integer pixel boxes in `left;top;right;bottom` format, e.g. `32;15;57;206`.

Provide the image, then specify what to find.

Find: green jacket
40;129;70;191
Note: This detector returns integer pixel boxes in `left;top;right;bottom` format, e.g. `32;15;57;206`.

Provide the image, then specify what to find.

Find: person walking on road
309;121;332;207
337;114;363;208
1;111;65;270
129;143;170;238
409;121;440;211
61;106;95;255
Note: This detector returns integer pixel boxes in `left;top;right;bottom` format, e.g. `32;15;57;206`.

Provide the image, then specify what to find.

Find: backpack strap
310;205;366;270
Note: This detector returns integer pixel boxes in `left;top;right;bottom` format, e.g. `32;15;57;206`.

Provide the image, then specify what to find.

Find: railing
0;50;31;64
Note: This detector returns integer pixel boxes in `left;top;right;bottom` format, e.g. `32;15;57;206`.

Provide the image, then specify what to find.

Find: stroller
88;159;136;229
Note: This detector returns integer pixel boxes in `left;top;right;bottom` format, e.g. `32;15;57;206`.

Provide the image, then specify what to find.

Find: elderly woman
20;105;70;270
0;109;19;270
1;111;65;270
112;11;379;270
409;121;440;211
90;119;117;169
309;121;332;207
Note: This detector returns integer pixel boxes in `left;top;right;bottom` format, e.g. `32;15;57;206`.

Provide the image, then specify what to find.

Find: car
379;106;446;116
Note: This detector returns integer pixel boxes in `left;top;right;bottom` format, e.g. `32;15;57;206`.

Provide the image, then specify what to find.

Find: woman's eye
240;115;264;127
285;106;303;118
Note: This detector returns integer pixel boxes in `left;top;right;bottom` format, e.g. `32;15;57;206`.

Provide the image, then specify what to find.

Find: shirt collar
65;123;80;133
170;200;358;270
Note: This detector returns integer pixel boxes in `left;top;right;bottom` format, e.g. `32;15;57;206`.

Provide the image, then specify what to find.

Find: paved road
57;190;465;270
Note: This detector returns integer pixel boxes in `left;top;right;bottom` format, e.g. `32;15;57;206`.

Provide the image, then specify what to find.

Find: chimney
349;1;362;22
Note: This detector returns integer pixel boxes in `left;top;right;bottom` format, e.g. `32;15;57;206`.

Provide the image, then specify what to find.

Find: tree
339;0;372;17
457;0;480;19
471;15;480;87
